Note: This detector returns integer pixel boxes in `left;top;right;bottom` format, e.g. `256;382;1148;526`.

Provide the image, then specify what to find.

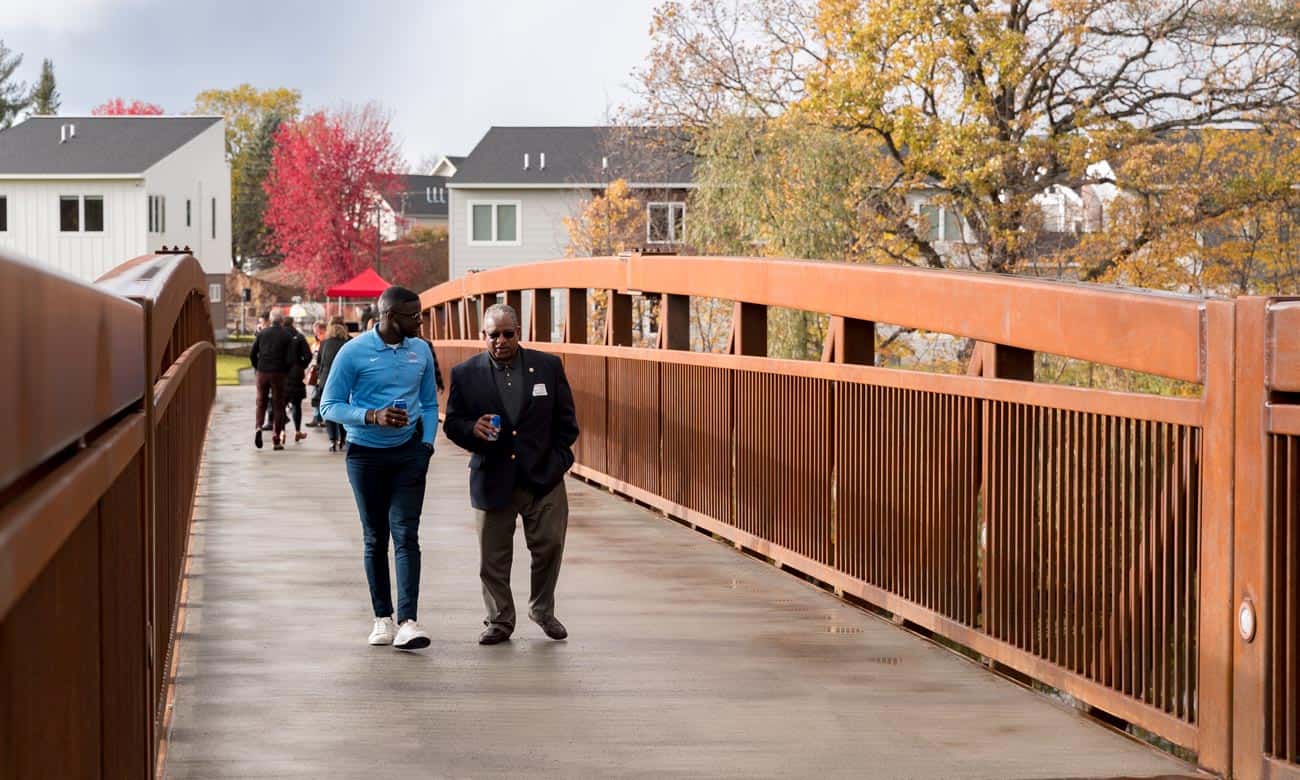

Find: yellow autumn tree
563;178;643;257
563;180;644;344
637;0;1300;290
1067;128;1300;293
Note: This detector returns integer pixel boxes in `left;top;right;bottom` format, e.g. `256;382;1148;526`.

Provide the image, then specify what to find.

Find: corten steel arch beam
0;251;145;494
100;252;216;773
100;253;212;383
1233;298;1300;779
1;250;216;779
421;254;1207;382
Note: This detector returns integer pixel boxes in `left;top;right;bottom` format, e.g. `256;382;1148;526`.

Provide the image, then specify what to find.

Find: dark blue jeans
344;434;430;623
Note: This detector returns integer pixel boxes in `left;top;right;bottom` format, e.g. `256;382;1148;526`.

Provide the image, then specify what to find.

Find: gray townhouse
447;126;694;281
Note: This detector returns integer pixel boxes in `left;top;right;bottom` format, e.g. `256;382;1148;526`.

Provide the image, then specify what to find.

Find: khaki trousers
475;480;568;631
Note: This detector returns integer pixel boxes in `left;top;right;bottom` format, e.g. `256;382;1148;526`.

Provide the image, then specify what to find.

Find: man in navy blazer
443;303;580;645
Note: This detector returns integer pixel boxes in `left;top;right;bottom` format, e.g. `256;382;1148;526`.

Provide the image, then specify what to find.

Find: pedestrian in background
422;336;445;393
317;321;351;452
307;320;329;428
283;317;313;443
250;314;294;450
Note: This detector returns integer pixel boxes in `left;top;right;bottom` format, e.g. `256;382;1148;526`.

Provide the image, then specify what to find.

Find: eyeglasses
485;329;516;340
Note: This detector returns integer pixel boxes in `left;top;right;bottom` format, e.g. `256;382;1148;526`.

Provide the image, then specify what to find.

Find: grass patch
216;353;248;386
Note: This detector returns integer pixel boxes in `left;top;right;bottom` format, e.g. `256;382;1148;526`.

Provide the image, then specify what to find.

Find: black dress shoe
254;429;263;449
478;625;512;645
532;615;568;640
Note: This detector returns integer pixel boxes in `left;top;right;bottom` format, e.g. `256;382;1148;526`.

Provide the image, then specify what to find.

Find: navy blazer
443;348;580;511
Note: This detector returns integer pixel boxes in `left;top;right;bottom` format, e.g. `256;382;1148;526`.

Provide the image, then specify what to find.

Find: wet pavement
163;386;1200;778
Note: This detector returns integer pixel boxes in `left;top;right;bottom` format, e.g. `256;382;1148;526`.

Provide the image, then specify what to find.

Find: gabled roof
382;174;452;218
451;126;694;188
0;116;222;176
430;155;465;177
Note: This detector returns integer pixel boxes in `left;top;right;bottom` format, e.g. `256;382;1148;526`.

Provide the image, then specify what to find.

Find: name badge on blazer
532;383;548;397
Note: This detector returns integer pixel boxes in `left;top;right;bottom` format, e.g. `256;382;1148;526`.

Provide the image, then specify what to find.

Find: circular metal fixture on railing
1238;598;1256;643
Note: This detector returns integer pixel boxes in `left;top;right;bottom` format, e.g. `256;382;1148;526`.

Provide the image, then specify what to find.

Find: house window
186;199;192;227
208;283;222;303
83;196;104;232
60;196;80;232
468;201;521;245
0;196;7;232
58;195;105;233
211;198;216;239
647;202;685;243
148;195;166;233
917;204;963;242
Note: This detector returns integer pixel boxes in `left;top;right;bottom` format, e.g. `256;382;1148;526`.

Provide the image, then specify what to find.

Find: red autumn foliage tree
90;97;164;115
262;104;402;294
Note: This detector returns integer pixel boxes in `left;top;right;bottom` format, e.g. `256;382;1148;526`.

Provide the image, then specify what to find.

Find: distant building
429;155;464;178
448;126;694;281
378;174;453;238
0;115;233;334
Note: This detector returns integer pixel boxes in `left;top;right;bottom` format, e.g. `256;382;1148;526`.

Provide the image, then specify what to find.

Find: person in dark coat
421;337;445;393
443;303;580;645
307;320;329;427
282;317;313;443
249;313;295;450
316;322;351;451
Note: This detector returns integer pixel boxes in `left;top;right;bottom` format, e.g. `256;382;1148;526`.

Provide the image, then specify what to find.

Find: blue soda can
393;398;407;416
489;414;501;441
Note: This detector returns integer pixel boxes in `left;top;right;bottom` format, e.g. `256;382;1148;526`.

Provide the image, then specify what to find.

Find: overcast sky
0;0;660;167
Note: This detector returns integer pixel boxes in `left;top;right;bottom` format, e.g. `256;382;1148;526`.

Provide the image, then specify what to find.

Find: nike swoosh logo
369;357;380;362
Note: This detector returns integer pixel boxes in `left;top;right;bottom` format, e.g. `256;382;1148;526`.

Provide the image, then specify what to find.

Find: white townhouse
0;116;233;333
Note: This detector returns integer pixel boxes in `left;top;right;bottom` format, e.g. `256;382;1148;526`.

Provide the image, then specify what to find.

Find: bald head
482;303;521;363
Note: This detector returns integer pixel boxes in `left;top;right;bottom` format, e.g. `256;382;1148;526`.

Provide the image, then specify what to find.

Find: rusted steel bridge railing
0;251;215;778
421;253;1299;779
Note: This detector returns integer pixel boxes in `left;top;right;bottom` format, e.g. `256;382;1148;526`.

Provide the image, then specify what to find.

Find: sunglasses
485;329;517;340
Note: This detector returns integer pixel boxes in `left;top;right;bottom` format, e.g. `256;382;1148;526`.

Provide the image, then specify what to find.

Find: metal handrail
0;250;215;778
421;254;1210;381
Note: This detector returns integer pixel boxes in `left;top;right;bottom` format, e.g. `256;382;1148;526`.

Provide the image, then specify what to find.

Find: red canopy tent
324;268;392;324
325;267;391;298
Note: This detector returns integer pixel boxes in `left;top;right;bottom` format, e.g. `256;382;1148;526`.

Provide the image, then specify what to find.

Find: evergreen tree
30;59;59;116
193;85;302;264
234;112;284;263
0;40;30;129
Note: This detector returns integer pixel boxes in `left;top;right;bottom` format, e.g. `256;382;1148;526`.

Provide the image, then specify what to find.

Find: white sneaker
393;620;431;651
368;617;396;646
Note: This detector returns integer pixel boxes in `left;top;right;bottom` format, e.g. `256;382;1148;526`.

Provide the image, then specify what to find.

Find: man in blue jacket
321;286;439;651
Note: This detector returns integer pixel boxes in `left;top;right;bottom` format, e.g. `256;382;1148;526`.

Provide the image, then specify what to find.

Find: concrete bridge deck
162;386;1199;778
